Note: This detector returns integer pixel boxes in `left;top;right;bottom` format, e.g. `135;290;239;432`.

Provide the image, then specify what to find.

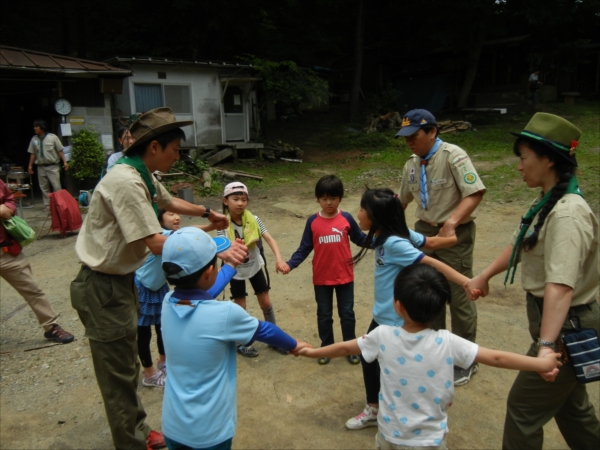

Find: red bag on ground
48;190;83;236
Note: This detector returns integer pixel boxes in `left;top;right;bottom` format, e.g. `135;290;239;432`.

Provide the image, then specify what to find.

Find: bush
70;128;106;181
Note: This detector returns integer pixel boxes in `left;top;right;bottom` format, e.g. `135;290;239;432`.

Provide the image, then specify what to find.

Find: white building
107;56;262;151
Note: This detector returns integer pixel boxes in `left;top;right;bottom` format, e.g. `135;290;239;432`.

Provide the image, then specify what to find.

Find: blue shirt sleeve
388;236;425;267
287;215;316;269
225;303;260;345
408;229;426;248
247;321;297;352
206;264;236;298
343;212;368;247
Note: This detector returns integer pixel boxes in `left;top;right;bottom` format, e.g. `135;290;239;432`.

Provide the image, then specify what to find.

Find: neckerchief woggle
115;154;159;217
504;176;582;286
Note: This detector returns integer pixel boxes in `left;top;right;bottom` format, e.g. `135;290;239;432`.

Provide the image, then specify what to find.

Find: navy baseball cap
395;109;437;137
162;227;231;279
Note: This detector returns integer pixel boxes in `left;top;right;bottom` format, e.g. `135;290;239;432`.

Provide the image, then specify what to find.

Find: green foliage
69;128;106;181
243;56;327;109
171;158;208;176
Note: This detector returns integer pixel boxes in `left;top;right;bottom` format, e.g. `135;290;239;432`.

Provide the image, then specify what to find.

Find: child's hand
277;261;291;274
437;233;458;246
540;351;563;371
290;340;313;356
463;281;483;301
464;274;489;299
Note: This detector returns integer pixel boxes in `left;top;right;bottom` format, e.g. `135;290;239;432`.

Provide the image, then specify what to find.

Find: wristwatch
202;207;211;218
537;338;556;349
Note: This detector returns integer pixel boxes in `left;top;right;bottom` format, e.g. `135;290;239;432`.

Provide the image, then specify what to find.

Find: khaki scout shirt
399;142;486;224
75;164;173;275
512;194;599;306
27;133;63;165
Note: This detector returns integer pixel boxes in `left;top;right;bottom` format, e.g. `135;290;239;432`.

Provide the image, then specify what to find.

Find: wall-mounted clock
54;98;72;115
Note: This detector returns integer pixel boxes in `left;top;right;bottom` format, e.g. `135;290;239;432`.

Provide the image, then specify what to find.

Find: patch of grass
216;102;599;212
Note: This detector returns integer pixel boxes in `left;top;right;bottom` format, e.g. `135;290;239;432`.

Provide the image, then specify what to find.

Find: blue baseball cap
162;227;231;279
395;109;437;137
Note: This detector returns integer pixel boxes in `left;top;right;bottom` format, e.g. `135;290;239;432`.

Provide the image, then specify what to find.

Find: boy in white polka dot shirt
296;264;560;449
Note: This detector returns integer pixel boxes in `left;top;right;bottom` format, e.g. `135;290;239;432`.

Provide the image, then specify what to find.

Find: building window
134;84;191;114
164;85;191;114
134;84;162;113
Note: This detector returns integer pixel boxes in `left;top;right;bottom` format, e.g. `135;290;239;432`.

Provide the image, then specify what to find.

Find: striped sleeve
255;215;268;235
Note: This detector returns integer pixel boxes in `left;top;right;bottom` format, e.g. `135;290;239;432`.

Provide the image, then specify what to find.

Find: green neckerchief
114;154;159;217
504;176;582;286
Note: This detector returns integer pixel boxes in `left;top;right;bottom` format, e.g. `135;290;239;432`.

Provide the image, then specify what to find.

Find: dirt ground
1;171;599;450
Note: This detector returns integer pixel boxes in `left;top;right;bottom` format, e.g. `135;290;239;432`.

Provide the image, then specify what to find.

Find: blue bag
562;326;600;384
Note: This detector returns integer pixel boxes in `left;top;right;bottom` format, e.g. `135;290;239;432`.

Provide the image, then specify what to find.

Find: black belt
37;163;59;166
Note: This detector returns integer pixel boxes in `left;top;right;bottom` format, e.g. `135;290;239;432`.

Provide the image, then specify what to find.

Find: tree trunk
348;0;364;123
457;25;486;109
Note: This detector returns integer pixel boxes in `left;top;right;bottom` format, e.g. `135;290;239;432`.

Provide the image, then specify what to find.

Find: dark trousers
138;324;164;368
314;282;356;347
416;220;477;343
165;436;232;450
503;296;600;449
360;319;381;404
70;266;150;450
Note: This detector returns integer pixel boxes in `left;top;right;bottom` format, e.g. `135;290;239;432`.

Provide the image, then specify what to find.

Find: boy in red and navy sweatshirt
281;175;367;365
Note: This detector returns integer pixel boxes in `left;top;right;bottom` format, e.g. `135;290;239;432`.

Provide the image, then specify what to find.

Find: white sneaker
345;404;378;430
142;369;166;388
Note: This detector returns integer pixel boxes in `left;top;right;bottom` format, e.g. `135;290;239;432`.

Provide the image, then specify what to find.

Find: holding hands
537;346;562;382
464;274;490;299
277;261;291;274
291;340;313;355
218;238;248;266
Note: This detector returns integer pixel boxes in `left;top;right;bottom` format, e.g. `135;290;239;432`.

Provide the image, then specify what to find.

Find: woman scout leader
466;112;599;449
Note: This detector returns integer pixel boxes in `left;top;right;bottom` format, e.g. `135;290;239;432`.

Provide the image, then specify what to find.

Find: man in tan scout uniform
27;120;68;207
71;108;247;450
397;109;485;386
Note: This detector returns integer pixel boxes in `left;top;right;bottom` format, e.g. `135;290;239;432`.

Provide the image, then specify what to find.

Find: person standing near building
27;120;68;207
397;109;486;386
70;107;247;450
528;70;543;104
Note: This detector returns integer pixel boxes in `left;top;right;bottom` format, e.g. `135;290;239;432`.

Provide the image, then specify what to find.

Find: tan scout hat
125;107;193;153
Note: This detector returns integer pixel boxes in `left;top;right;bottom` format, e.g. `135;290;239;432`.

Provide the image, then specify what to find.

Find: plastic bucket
177;187;194;204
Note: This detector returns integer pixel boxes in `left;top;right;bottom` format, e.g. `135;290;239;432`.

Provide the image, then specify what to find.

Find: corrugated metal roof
0;46;131;75
108;56;254;69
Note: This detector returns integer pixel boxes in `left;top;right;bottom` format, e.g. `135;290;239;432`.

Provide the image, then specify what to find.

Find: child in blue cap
159;227;310;450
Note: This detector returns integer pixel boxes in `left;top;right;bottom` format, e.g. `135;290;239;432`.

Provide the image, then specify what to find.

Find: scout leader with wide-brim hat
70;107;248;449
465;112;600;449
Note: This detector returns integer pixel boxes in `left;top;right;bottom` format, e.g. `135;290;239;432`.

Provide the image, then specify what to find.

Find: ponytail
522;171;573;251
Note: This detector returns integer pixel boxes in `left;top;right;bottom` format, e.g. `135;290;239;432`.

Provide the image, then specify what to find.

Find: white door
224;86;245;142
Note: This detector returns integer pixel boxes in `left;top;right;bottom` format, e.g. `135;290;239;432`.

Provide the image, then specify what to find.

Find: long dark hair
513;137;576;251
352;188;412;265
